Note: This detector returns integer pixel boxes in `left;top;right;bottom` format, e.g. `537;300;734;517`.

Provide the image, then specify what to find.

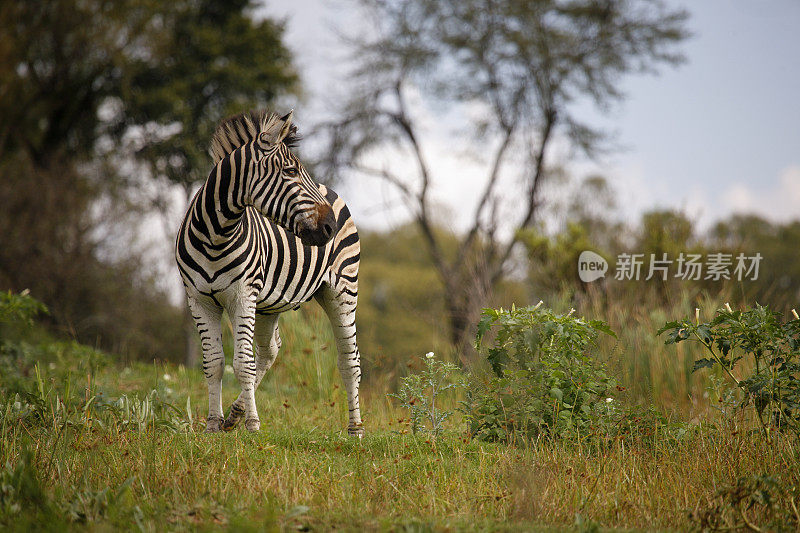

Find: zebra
175;109;363;436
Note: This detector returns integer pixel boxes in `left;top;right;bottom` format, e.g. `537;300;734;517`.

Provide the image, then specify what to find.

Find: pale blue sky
263;0;800;230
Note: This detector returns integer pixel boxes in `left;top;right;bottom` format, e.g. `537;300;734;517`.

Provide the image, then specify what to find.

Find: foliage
0;291;47;327
0;448;52;523
389;352;464;436
521;222;603;296
118;0;298;191
659;304;800;441
711;215;800;312
1;291;107;395
0;291;191;434
2;291;800;530
61;477;135;525
464;304;618;442
324;0;690;354
3;388;193;435
0;0;298;363
0;0;136;163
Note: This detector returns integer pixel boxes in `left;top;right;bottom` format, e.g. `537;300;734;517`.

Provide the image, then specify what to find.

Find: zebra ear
259;110;294;147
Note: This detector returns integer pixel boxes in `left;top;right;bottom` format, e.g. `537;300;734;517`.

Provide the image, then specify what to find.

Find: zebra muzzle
297;204;336;246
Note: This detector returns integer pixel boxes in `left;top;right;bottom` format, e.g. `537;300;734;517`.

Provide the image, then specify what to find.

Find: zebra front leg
187;296;225;432
316;287;364;437
229;298;261;431
223;314;280;431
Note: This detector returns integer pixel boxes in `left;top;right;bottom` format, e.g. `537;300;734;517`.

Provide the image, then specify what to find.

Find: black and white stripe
175;110;363;436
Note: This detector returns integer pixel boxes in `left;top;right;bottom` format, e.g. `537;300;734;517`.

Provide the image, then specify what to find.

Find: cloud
721;165;800;222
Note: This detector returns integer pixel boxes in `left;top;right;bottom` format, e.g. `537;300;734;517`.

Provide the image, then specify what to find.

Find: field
2;303;800;532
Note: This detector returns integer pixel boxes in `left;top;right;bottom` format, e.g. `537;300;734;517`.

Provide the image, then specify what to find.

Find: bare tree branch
454;122;515;267
353;164;415;200
491;107;557;285
325;0;690;354
389;79;450;278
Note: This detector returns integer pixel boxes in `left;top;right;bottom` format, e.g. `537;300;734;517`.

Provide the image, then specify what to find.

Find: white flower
162;373;172;382
225;365;234;374
605;397;613;403
425;352;434;359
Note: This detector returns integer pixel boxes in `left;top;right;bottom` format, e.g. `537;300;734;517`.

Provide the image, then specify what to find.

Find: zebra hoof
205;416;223;433
221;416;240;432
347;425;365;438
245;418;261;432
222;406;245;432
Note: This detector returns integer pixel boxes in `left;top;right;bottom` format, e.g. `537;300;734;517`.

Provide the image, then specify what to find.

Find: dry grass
3;303;800;531
509;429;800;530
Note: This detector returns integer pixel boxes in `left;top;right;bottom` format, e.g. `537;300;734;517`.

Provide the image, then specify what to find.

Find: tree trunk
443;273;488;367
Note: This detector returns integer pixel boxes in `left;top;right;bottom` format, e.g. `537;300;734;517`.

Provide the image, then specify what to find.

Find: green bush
464;304;618;443
659;304;800;441
0;290;191;433
0;290;108;397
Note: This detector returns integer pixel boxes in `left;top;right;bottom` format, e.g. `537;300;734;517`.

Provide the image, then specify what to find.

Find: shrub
659;304;800;441
1;290;108;397
0;290;47;325
0;290;192;433
389;352;463;436
464;304;618;443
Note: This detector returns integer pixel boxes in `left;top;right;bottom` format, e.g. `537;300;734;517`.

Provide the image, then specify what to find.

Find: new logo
578;250;608;282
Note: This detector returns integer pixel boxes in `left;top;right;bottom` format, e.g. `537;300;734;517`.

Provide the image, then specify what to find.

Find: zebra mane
208;109;300;164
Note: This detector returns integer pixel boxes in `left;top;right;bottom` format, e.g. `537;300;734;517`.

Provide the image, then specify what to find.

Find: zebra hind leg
223;314;280;431
315;285;364;437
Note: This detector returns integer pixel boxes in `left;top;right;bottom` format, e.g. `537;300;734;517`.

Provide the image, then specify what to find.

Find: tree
0;0;298;362
0;0;142;165
116;0;298;195
0;0;177;357
322;0;690;359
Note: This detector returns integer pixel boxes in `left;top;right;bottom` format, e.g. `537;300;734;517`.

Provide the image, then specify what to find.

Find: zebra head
250;111;336;247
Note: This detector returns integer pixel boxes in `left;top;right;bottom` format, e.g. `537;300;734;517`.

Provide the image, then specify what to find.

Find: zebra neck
190;150;252;246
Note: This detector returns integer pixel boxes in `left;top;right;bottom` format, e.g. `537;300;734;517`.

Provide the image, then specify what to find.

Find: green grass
2;307;800;531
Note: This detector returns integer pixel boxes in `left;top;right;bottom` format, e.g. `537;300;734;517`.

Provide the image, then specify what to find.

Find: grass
2;305;800;531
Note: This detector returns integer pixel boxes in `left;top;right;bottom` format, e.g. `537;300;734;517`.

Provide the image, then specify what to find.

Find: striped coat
176;110;363;435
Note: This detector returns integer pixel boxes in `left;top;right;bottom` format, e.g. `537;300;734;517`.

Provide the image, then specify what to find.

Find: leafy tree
323;0;690;359
0;0;298;362
639;210;694;258
116;0;298;194
709;215;800;312
0;0;143;165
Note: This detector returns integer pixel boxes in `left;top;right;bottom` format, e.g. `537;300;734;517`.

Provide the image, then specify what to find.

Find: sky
260;0;800;232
